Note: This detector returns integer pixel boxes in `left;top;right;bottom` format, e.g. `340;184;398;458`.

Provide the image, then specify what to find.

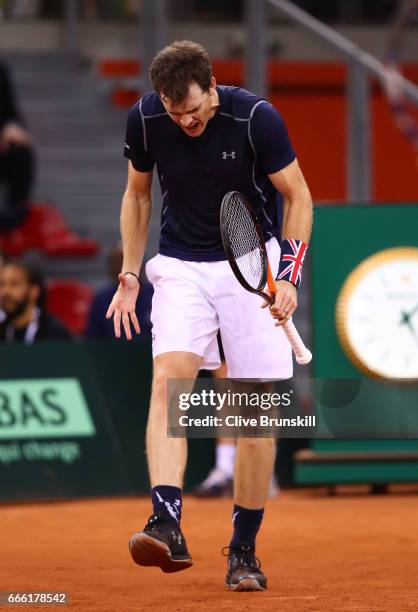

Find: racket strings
225;193;265;290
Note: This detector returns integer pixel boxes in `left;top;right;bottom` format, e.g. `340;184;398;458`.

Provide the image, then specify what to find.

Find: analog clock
336;247;418;380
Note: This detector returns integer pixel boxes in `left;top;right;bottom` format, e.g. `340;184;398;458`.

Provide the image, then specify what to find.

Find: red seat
0;204;99;257
43;233;99;257
46;280;93;335
99;58;140;78
111;87;140;108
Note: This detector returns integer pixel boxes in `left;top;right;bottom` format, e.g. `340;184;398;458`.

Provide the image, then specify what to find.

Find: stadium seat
43;233;99;258
111;88;140;108
99;58;140;78
0;204;99;257
46;280;93;335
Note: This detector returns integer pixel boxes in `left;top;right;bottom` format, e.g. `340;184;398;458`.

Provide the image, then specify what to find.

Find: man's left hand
265;280;297;326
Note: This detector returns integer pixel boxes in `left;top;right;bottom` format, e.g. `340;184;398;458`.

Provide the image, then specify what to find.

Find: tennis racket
220;190;312;365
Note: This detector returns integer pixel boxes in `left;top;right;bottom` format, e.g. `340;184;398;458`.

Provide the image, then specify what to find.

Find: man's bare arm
269;158;312;243
106;161;153;339
121;161;153;274
267;159;313;324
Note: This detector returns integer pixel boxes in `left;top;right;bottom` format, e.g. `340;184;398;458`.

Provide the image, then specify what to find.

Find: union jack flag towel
277;238;308;289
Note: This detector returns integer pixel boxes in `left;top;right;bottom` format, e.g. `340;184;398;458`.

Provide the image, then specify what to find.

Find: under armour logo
171;531;182;545
222;151;236;159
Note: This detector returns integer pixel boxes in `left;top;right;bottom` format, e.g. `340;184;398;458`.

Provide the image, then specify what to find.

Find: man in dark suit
0;61;34;231
0;261;71;343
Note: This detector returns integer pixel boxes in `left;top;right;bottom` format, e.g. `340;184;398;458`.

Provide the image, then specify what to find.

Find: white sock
215;443;236;479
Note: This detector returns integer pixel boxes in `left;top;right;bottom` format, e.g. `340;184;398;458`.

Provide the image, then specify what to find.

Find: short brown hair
150;40;212;105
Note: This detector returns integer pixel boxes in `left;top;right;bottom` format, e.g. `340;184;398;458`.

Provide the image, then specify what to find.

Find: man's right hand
106;273;141;340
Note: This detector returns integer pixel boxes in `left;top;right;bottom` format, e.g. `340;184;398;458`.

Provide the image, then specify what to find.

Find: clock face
336;247;418;380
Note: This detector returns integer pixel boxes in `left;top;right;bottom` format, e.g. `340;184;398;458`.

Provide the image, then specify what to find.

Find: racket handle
283;319;312;365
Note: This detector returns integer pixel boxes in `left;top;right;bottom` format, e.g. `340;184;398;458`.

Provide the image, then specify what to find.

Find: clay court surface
2;489;418;612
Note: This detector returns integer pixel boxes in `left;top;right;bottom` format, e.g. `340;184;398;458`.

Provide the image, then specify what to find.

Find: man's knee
150;352;201;412
153;352;202;381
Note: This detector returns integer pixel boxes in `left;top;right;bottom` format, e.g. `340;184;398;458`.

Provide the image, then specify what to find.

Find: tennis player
107;40;312;591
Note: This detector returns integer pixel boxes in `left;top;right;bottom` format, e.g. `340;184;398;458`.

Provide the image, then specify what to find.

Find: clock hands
405;304;418;320
399;305;418;344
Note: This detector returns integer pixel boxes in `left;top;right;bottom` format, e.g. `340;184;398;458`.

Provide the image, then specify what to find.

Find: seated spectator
85;243;153;340
0;61;34;232
0;261;72;343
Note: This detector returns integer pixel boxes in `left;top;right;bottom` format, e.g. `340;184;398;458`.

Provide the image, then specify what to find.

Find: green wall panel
0;341;214;501
298;203;418;483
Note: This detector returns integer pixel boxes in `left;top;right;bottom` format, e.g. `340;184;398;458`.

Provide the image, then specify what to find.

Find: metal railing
246;0;418;201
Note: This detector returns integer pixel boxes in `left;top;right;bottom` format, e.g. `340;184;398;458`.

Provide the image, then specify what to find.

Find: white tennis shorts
145;237;293;379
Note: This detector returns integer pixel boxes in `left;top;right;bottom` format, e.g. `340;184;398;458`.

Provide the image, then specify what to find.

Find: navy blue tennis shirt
124;85;296;262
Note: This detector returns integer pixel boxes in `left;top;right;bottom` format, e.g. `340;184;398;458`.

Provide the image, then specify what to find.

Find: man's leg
234;437;275;510
129;351;202;573
216;239;291;591
147;351;201;486
222;436;274;591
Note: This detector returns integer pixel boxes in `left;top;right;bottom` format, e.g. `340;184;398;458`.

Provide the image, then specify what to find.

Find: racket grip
283;319;312;365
